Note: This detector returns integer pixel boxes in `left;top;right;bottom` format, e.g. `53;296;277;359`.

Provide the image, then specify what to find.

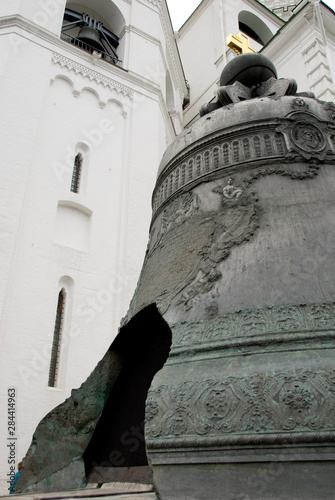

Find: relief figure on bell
222;178;243;199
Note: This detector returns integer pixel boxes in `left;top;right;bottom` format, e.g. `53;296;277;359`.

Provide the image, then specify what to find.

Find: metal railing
61;33;121;65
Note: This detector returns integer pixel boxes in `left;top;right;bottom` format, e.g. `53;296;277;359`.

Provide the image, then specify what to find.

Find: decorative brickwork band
52;53;134;98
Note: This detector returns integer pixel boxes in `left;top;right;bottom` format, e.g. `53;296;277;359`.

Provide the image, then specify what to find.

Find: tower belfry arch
61;2;126;65
238;10;274;46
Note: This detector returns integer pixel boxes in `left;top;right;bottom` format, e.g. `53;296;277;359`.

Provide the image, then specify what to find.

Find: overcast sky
167;0;335;30
166;0;201;29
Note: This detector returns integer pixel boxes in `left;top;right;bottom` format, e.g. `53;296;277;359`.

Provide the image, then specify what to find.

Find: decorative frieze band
146;366;335;445
52;53;134;98
171;301;335;350
152;105;335;221
152;129;287;217
146;301;335;447
141;0;162;7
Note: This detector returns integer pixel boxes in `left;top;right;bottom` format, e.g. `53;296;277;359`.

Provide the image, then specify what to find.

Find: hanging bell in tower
76;26;105;52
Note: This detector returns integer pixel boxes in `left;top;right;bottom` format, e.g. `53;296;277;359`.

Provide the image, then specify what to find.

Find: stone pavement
0;483;157;500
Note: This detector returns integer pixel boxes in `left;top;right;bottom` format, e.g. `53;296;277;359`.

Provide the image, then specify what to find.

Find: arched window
238;11;273;46
48;289;66;387
71;153;83;193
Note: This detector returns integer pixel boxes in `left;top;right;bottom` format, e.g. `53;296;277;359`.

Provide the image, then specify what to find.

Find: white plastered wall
0;0;186;491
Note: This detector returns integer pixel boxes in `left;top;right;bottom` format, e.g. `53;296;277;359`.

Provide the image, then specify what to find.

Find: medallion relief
291;122;325;152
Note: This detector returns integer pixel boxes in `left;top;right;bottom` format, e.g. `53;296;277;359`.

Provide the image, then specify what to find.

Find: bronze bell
76;26;105;52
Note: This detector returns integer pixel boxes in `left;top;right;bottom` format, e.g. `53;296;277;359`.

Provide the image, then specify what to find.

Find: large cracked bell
126;56;335;499
17;55;335;499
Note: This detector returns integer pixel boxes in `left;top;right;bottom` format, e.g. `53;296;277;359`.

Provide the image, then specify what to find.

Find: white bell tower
0;0;187;492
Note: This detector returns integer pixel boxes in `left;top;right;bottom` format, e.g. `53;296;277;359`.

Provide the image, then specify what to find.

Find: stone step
86;466;153;485
0;482;157;500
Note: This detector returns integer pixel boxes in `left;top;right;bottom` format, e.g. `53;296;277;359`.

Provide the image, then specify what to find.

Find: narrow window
48;289;65;387
71;153;83;193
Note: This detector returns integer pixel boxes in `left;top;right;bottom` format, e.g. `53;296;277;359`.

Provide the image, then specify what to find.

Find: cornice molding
52;53;134;98
160;2;187;98
0;14;57;39
245;0;285;26
127;23;160;46
140;0;163;8
136;0;187;98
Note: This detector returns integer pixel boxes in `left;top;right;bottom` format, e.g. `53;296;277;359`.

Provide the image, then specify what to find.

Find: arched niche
83;304;172;483
238;10;273;46
54;201;92;252
51;74;74;90
106;98;127;118
80;86;101;103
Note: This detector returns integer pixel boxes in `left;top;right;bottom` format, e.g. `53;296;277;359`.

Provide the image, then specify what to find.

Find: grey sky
167;0;201;30
167;0;335;30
